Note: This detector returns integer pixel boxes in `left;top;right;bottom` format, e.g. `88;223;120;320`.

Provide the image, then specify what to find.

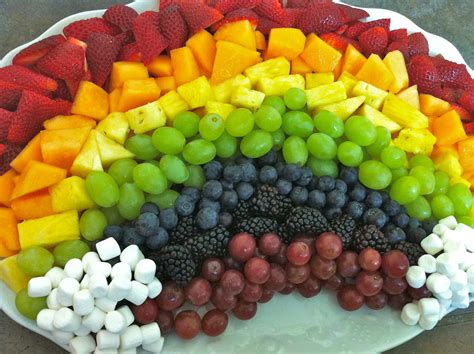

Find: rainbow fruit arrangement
1;0;474;352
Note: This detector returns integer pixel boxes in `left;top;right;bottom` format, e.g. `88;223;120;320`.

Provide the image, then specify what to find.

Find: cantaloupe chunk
70;131;103;178
10;134;42;173
432;109;467;146
356;54;394;91
147;55;173;77
266;28;306;61
11;189;54;220
155;76;176;94
171;47;201;87
0;208;20;252
214;20;256;51
50;176;95;213
291;56;312;75
71;81;109;120
109;88;123;113
110;61;148;90
419;94;451;117
458;137;474;173
341;44;366;76
301;33;342;73
11;161;67;200
255;31;266;51
0;170;17;207
43;115;96;130
186;30;216;75
118;78;161;112
0;255;31;292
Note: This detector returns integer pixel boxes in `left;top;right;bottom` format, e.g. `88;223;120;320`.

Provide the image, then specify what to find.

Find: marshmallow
117;306;134;327
89;273;108;298
439;216;458;229
455;223;474;247
88;262;112;277
449;270;468;291
120;325;143;350
95;349;118;354
421;234;444;255
57;277;80;307
463;233;474;253
95;297;118;312
69;335;96;354
418;298;440;316
28;276;52;297
438;298;452;311
45;267;65;288
53;307;81;332
418;314;439;330
452;287;469;303
147;278;163;299
406;266;426;289
440;229;463;244
438;305;449;320
467;266;474;292
436;253;459;276
107;277;132;302
47;288;61;310
120;245;144;271
134;259;156;284
426;273;450;294
433;224;449;236
452;294;470;308
444;240;466;256
125;280;149;305
74;324;91;337
140;323;161;345
82;307;106;333
80;274;90;290
111;262;132;281
400;303;420;326
460;252;474;271
82;252;101;273
64;258;84;281
119;349;137;354
52;330;74;345
97;330;121;350
105;311;126;334
434;289;452;300
36;309;56;331
142;337;164;354
418;254;437;273
73;289;95;316
96;237;122;261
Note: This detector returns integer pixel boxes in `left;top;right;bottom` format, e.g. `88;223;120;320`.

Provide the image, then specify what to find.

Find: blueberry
196;207;219;230
275;161;285;176
241;162;257;182
236;156;253;165
380;191;390;203
383;224;406;244
159;208;178;230
308;176;319;190
349;183;366;202
219;212;233;228
202;180;223;201
327;189;346;208
223;165;243;183
181;187;200;203
296;167;313;187
382;200;401;217
392;213;410;228
140;202;159;215
236;182;254;200
317;176;335;192
363;208;388;228
259;166;278;184
204;161;223;179
281;164;302;182
199;198;221;212
104;225;124;242
407;227;427;244
422;219;437;234
146;228;169;250
365;191;383;208
408;217;422;230
334;179;347;193
290;186;308;205
175;194;196;216
346;201;365;220
220;190;238;211
136;212;160;237
258;150;278;166
325;207;342;220
122;228;145;247
339;166;358;185
276;179;293;195
307;190;326;209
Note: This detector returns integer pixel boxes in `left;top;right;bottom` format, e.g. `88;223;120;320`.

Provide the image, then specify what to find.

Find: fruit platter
1;0;474;353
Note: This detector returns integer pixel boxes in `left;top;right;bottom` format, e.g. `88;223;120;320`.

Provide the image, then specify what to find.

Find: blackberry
232;200;251;222
329;214;357;249
395;241;424;265
160;245;197;286
170;216;196;244
285;207;328;235
185;226;231;263
235;217;279;239
249;184;291;219
277;224;293;245
352;225;390;254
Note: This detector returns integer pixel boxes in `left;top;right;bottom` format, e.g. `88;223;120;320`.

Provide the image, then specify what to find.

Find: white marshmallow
47;288;61;310
449;270;468;291
452;294;470;308
120;245;144;271
400;303;420;326
120;325;143;350
64;258;84;281
418;298;440;316
140;323;161;345
134;259;156;284
28;276;52;297
88;262;112;277
418;314;439;330
89;273;109;298
36;308;56;331
105;311;126;334
95;297;118;313
57;277;80;307
69;335;96;354
97;330;121;350
436;253;458;277
433;223;449;237
421;234;444;255
147;278;162;299
96;237;122;261
125;280;149;305
53;307;81;332
440;229;463;244
107;277;132;302
438;298;452;311
418;254;437;273
455;223;474;248
117;306;134;327
460;252;474;271
111;262;132;281
467;266;474;293
80;274;90;290
82;307;106;333
95;349;118;354
142;337;165;353
406;266;426;289
119;349;137;354
444;240;466;256
426;273;451;294
74;324;91;337
73;289;95;316
438;305;449;320
452;287;469;303
45;267;65;288
52;330;74;345
82;252;101;273
434;289;452;300
439;216;458;229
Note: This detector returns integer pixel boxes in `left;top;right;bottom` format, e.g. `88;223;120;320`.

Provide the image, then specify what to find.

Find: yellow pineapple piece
357;104;401;132
94;131;135;166
383;50;409;93
338;71;358;95
306;81;347;111
96;112;130;145
317;96;366;120
157;90;189;121
433;151;463;177
71;131;103;178
50;176;95;213
212;74;251;103
230;87;265;111
305;73;334;89
392;128;436;155
0;255;31;293
177;76;213;109
352;81;388;110
244;57;291;86
256;74;305;96
205;101;235;119
382;93;428;129
450;176;471;189
356;54;394;91
397;85;420;110
126;101;166;134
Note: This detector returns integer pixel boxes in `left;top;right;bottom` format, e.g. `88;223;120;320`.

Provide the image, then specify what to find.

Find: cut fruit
212;75;251;103
305;72;334;89
70;131;103;178
0;256;31;293
382;93;428;129
383;50;409;93
109;88;123;113
0;207;20;252
126;100;166;134
357;104;401;132
266;28;306;61
316;96;366;120
43;115;97;130
50;176;95;213
147;55;173;77
352;81;388;110
10;134;43;173
11;189;54;220
291;56;312;76
155;76;176;94
230;86;265;111
433;151;463;178
337;71;358;95
94;130;135;166
71;81;109;120
244;57;290;85
341;44;367;76
110;61;148;90
118;78;161;112
186;30;216;74
306;81;347;111
355;54;394;91
157;90;190;121
256;74;305;96
177;76;213;109
392;128;436;155
96;112;130;145
205;101;235;120
301;34;342;73
431;109;467;146
458;137;474;173
171;46;201;86
255;30;266;51
214;20;256;51
0;170;17;207
396;85;420;110
419;94;451;117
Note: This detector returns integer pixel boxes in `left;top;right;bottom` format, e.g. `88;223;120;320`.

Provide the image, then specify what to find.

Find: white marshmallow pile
27;239;164;353
401;216;474;330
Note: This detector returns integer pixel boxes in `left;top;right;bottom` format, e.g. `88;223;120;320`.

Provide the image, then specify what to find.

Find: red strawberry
296;3;344;35
407;55;440;95
67;37;88;51
454;104;474;121
175;0;223;34
0;109;14;142
358;26;388;57
0;81;24;111
459;90;474;113
345;18;391;39
335;25;348;35
118;42;141;62
211;8;259;31
159;4;189;51
63;18;121;41
254;0;286;25
115;30;135;46
436;87;463;103
320;33;358;52
463;122;474;135
336;4;369;23
132;12;168;65
214;0;260;14
256;16;281;35
86;33;122;87
389;28;408;44
160;0;175;10
0;65;58;94
386;41;409;62
103;4;138;32
436;60;471;89
0;143;24;174
54;80;72;101
283;8;304;27
65;70;92;98
286;0;311;7
36;41;86;81
408;32;429;58
12;35;66;66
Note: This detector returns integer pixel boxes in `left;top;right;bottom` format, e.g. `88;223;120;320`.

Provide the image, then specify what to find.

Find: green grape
101;205;125;226
366;126;391;157
271;129;286;150
183;139;216;165
380;146;407;169
15;288;47;320
307;133;337;160
108;158;138;186
184;165;205;188
359;160;392;190
240;130;273;158
391;167;409;181
16;247;54;276
254;105;282;132
284;87;306;110
173;111;200;138
430;171;450;196
199;113;225;141
159;155;189;184
307;157;338;178
405;196;432;221
152;127;186;154
389;176;421;205
447;183;473;216
53;240;90;267
409;166;435;195
262;95;286;116
117;183;145;220
410;154;434;171
79;209;108;241
132;163;168;194
344;115;377;146
457;216;474;228
282;111;314;138
431;194;455;219
313;110;344;138
85;171;120;208
213;131;237;158
337;141;363;167
283;136;308;166
146;189;180;209
125;134;160;160
225;109;254;137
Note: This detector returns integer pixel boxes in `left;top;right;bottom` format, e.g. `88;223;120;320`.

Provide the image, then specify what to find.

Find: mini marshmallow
120;245;144;271
134;259;156;284
107;277;132;302
45;267;65;288
95;297;118;313
111;262;132;281
57;277;80;307
117;306;134;327
82;307;106;333
89;273;108;298
463;234;474;253
120;325;143;350
53;307;81;332
400;303;420;326
96;237;122;261
426;273;451;294
440;229;463;244
147;278;163;299
438;298;452;311
467;266;474;293
125;280;149;305
452;287;469;303
418;314;439;330
455;223;474;246
80;274;90;290
418;254;437;273
88;262;112;277
460;252;474;271
438;305;449;320
439;216;458;229
64;258;84;281
82;252;101;273
36;308;56;331
74;324;91;337
119;349;137;354
105;311;126;334
433;223;449;237
406;266;426;289
52;330;74;345
434;289;452;300
421;234;444;255
47;288;61;310
444;240;466;256
142;337;164;354
452;294;470;308
140;322;161;345
418;298;440;316
436;253;459;277
97;330;121;350
73;289;95;316
28;276;52;297
449;270;468;291
69;335;96;354
95;349;118;354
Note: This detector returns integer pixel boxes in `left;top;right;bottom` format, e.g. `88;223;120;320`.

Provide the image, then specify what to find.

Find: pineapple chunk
397;85;420;110
357;104;401;132
50;176;95;213
232;74;251;90
256;74;305;96
177;76;213;109
306;81;347;111
205;101;235;119
338;71;358;95
231;87;265;111
433;151;463;177
352;81;388;110
94;131;135;166
450;176;471;188
383;50;409;93
382;93;428;129
18;210;80;248
126;101;166;134
212;74;251;103
392;128;436;155
244;57;290;85
317;96;366;120
96;112;130;145
71;131;103;178
0;255;31;293
157;90;189;121
305;72;334;89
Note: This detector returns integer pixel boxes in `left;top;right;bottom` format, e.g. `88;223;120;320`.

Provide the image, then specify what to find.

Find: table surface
1;0;473;353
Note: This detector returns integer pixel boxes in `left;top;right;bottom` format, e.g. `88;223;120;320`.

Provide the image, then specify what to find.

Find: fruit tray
0;0;473;353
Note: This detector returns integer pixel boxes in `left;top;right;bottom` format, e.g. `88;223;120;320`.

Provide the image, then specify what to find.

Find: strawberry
454;104;474;121
12;35;66;67
408;32;429;58
0;143;24;174
211;8;259;31
320;33;359;52
118;42;141;62
386;41;409;62
132;12;168;65
159;4;189;50
296;3;344;35
436;60;471;89
54;80;73;101
66;70;92;98
214;0;260;14
254;0;286;25
160;0;175;10
389;28;408;44
335;25;348;35
459;90;474;113
0;65;58;94
286;0;311;7
283;8;304;27
256;16;281;35
358;26;388;57
175;0;223;34
0;108;14;142
115;30;135;46
86;33;122;87
345;18;391;39
103;4;138;32
336;4;369;23
36;41;86;81
436;87;463;103
464;122;474;135
63;18;121;41
0;81;23;111
407;55;440;95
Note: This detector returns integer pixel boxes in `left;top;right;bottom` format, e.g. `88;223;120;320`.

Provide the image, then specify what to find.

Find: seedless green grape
199;113;225;141
125;134;160;160
184;165;205;188
447;183;473;216
254;105;282;132
430;171;450;196
159;155;189;184
389;176;421;205
409;166;435;195
366;126;391;157
307;157;338;178
391;167;408;181
183;139;216;165
53;240;90;267
457;216;474;228
284;87;306;110
337;141;363;167
431;194;455;219
146;189;180;209
152;127;186;154
85;171;120;208
108;158;137;186
16;246;54;276
307;133;337;160
240;130;273;158
101;205;125;225
173;111;200;138
117;183;145;220
262;95;286;116
79;209;108;241
282;111;314;137
380;146;406;169
344;115;377;146
358;160;392;190
409;154;434;171
15;288;47;320
133;163;168;194
405;196;432;221
313;110;344;138
213;131;237;158
271;129;285;150
225;108;254;137
283;136;308;166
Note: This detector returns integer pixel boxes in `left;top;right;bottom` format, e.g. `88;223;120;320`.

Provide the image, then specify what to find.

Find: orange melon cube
458;137;474;172
71;81;109;120
109;88;123;113
432;144;458;158
186;30;216;74
155;76;176;94
301;33;342;73
341;44;366;76
117;78;161;112
419;94;452;117
291;56;312;75
171;47;201;87
356;54;394;91
255;31;266;51
0;208;20;252
266;28;306;61
0;240;16;257
43;115;96;130
147;56;173;77
9;134;42;173
109;61;148;90
432;109;467;146
214;20;256;51
11;189;54;221
0;170;17;207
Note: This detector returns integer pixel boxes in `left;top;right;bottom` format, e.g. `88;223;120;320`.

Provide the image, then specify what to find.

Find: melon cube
110;62;148;90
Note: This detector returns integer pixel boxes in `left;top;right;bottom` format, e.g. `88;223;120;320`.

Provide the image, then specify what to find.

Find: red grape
185;277;212;306
244;257;271;284
220;270;245;296
174;310;201;340
310;255;336;280
201;258;225;282
211;286;237;311
224;256;244;272
407;285;431;300
358;248;382;272
259;233;282;256
155;310;174;334
355;271;383;296
270;244;288;265
285;263;310;284
387;292;411;310
315;232;343;260
156;281;185;311
365;292;388;310
258;287;274;303
287;242;311;265
293;235;315;255
325;274;344;291
202;309;228;337
131;299;158;325
336;251;361;278
233;300;258;320
383;276;407;295
229;233;256;262
279;282;296;295
337;285;365;311
264;264;287;292
297;275;321;298
382;250;409;278
240;281;262;302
